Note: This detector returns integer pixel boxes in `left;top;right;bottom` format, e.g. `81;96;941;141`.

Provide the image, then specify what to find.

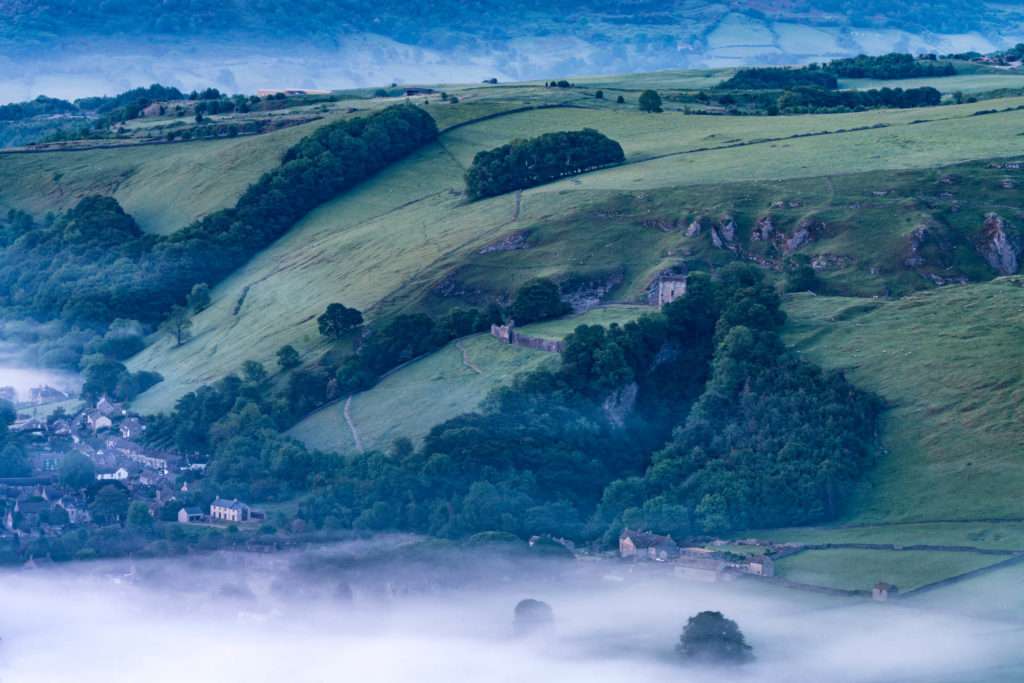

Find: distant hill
2;1;1022;103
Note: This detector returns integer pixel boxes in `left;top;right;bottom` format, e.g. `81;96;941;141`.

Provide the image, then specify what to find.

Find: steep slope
0;115;346;234
783;278;1024;523
129;92;1024;412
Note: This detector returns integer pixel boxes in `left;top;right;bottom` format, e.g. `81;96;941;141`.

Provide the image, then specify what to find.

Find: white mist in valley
0;539;1020;682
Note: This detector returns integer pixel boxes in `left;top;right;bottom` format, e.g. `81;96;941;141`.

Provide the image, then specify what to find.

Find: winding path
343;395;364;453
456;339;482;374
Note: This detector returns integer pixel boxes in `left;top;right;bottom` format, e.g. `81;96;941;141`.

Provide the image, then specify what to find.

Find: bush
677;611;752;664
638;90;663;113
509;278;571;325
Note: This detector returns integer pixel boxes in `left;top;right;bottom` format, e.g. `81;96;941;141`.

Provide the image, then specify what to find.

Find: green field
783;279;1024;524
776;548;1005;592
746;522;1024;552
127;92;1024;411
840;72;1024;96
289;334;557;454
288;306;649;454
0;116;342;234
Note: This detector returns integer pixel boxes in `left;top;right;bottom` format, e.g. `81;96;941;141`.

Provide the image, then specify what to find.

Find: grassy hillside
782;278;1024;524
288;306;649;454
128;89;1024;412
0;116;339;234
289;334;556;454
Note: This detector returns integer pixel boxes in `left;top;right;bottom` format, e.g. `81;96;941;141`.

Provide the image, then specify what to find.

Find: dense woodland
0;105;438;368
143;265;880;542
465;129;625;200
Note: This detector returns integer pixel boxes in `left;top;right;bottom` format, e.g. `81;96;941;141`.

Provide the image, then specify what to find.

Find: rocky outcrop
711;215;738;251
479;230;531;254
977;213;1020;275
811;253;853;271
561;271;624;312
602;382;638;427
752;216;774;241
784;218;824;254
686;217;705;237
904;226;930;267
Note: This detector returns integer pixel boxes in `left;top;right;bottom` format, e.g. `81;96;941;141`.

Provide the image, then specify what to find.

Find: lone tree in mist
638;89;663;113
161;305;193;347
677;611;752;664
514;598;554;636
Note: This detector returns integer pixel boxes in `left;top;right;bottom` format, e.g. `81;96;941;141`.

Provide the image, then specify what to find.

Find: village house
657;276;688;308
747;555;775;577
177;507;204;523
85;411;113;433
119;417;145;440
873;581;898;602
210;497;251;523
96;467;130;482
95;396;125;418
673;556;729;583
619;529;680;561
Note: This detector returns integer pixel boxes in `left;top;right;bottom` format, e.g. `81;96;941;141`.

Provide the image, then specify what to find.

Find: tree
677;611;752;664
60;452;96;489
514;599;554;635
616;95;625;104
638;90;663;113
188;283;211;313
0;444;29;477
509;278;571;325
317;303;364;339
90;485;130;524
126;501;154;529
595;90;604;99
161;305;193;346
277;345;301;370
242;360;268;384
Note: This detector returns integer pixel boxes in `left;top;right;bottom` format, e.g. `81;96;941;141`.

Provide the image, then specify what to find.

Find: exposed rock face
978;213;1021;275
561;272;624;312
752;216;774;241
479;230;531;254
811;253;853;271
686;217;704;237
904;226;930;267
711;215;738;251
602;382;638;427
784;218;823;254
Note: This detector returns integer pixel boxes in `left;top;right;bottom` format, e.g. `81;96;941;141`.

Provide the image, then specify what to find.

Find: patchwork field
775;548;1006;592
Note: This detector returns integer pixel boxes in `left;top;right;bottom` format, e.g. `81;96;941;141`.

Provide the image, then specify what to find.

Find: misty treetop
465;128;624;200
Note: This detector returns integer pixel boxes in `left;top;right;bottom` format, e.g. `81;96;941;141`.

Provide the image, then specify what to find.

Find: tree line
465;128;624;200
0;105;438;351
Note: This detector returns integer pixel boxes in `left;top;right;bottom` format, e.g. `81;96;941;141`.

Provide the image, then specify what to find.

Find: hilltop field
4;62;1024;592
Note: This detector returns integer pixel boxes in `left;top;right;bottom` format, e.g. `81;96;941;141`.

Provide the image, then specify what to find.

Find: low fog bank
0;27;1009;104
0;537;1021;682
